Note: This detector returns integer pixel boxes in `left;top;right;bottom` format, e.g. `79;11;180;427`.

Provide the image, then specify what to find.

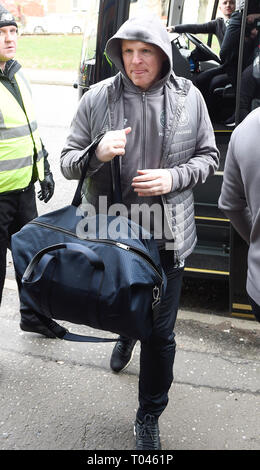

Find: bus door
168;0;258;320
168;0;232;299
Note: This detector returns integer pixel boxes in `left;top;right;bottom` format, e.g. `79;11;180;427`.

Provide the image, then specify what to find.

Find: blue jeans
137;250;184;420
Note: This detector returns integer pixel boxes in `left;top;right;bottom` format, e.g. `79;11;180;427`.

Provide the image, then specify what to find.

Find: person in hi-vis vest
0;4;55;337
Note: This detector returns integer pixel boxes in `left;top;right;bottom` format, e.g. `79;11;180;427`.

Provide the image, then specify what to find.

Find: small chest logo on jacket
176;108;191;136
179;108;190;127
160;111;166;129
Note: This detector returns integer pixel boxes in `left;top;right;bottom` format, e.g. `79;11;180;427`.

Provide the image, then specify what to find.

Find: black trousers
137;250;184;420
239;64;260;122
0;185;37;307
248;295;260;323
195;66;230;119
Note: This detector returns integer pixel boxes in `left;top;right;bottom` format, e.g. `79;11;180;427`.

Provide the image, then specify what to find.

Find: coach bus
75;0;258;320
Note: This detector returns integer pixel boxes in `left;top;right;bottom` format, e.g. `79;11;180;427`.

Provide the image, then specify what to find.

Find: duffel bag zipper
29;220;163;282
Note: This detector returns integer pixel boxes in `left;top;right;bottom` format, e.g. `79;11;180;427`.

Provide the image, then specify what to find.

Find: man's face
0;25;18;67
219;0;236;18
121;40;166;91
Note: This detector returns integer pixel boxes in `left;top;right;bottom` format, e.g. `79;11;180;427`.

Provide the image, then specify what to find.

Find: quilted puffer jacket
61;15;219;261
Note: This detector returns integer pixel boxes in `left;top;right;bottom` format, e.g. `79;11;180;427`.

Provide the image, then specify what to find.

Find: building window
72;0;79;10
72;0;88;11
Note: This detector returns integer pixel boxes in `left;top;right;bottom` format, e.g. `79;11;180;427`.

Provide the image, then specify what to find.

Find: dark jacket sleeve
174;19;218;36
220;11;242;65
218;134;252;244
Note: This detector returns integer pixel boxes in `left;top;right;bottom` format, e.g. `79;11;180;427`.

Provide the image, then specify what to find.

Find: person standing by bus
168;0;236;46
61;14;219;450
219;108;260;322
0;4;55;336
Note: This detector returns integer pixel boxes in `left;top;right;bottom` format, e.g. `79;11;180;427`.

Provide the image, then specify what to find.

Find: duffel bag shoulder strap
33;312;117;343
111;155;122;204
72;134;122;207
72;132;106;207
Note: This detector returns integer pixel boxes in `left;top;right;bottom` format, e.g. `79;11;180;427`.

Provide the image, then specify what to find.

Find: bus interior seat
171;41;193;80
213;83;235;99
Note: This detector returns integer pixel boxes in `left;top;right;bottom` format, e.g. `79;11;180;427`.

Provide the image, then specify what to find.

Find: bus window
220;2;260;126
182;0;215;24
78;0;99;91
129;0;170;22
178;0;221;55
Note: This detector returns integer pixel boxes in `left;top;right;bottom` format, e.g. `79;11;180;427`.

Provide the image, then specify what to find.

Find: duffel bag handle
22;242;104;283
20;243;117;343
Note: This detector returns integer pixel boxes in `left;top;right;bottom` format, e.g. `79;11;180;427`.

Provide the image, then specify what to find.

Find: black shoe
110;336;137;372
20;320;57;338
134;414;161;450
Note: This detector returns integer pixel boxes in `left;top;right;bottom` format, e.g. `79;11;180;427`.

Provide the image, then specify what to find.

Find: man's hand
132;169;172;196
38;172;55;203
95;127;132;162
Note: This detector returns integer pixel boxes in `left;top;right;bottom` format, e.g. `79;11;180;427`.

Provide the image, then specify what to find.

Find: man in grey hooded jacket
61;15;219;450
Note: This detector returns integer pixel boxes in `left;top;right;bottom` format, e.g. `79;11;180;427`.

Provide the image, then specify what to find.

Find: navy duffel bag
11;155;166;343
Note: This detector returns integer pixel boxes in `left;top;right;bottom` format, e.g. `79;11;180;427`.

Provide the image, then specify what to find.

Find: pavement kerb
177;309;260;331
32;80;74;86
24;68;77;87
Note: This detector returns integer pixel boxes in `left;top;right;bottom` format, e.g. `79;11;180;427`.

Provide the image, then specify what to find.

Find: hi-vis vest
0;70;44;193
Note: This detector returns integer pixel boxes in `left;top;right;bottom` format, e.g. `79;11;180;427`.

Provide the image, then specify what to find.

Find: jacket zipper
29;220;163;282
142;92;146;169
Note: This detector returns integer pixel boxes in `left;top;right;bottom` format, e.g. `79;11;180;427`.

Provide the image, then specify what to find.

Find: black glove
38;172;55;203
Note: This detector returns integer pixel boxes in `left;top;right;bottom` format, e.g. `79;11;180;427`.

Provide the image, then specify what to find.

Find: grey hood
105;15;172;83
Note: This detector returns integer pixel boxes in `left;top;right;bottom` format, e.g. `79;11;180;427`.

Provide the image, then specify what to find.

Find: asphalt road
33;83;79;212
